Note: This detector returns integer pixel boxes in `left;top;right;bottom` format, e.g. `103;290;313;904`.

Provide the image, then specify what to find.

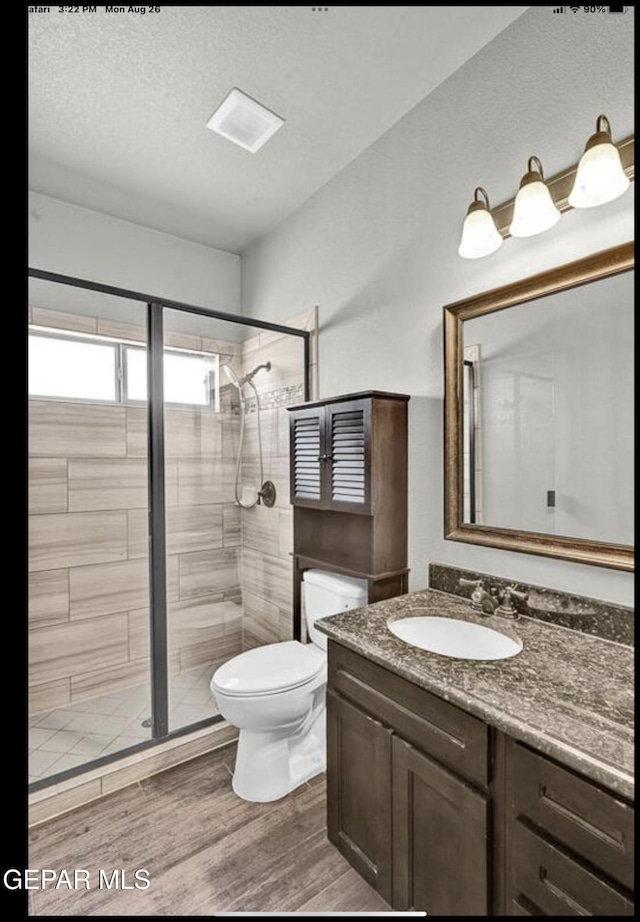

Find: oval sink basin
388;616;522;661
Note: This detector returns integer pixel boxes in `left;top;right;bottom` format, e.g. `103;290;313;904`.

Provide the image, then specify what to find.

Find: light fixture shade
458;188;503;259
510;157;561;238
568;115;630;208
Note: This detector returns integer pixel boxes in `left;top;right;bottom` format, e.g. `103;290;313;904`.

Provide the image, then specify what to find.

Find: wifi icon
570;5;580;11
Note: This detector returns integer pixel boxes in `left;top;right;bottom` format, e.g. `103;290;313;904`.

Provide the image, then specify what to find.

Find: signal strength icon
553;6;565;12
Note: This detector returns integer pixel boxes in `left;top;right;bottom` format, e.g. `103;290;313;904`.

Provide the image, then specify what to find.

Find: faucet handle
496;584;527;620
459;577;487;612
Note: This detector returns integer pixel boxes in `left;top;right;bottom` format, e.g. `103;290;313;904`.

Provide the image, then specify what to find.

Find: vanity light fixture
458;187;504;260
457;116;633;259
509;156;561;238
569;114;631;208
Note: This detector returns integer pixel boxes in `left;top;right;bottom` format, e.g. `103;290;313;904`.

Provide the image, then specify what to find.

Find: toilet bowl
210;569;367;802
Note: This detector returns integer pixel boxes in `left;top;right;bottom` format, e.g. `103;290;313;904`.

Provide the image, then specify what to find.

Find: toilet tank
302;569;368;651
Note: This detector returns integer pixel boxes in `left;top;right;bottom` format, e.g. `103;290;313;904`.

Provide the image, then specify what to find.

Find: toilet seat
211;640;325;698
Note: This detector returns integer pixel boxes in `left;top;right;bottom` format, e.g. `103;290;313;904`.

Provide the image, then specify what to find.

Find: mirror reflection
462;270;634;546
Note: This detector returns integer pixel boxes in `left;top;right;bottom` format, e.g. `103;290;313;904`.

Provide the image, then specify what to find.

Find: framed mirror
444;241;634;571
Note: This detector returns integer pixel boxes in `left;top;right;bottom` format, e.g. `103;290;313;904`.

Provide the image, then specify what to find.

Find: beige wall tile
29;511;128;572
127;508;148;559
165;407;222;459
29;570;69;628
71;658;151;706
167;596;234;650
127;608;150;661
178;630;242;671
166;504;223;554
70;558;149;619
29;458;68;514
68;459;148;511
242;504;281;555
29;401;127;458
278;508;293;558
202;336;242;356
164;331;202;351
31;308;98;335
126;407;147;458
29;677;70;715
221;414;240;459
223;504;241;547
177;459;236;506
167;554;179;602
29;613;128;684
97;318;145;342
178;547;239;600
242;589;281;648
241;547;292;612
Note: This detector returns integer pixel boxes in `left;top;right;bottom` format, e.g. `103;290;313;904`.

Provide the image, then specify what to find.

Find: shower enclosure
27;269;309;787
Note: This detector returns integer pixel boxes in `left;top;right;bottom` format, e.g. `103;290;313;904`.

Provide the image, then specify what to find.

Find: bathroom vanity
317;588;634;916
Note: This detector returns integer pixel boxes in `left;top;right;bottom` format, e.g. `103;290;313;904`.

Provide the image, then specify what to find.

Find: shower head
222;361;271;389
222;363;242;390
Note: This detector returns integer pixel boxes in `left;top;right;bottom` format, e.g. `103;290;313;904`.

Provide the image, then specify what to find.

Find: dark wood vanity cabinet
288;392;409;639
326;641;635;916
504;739;634;916
327;641;490;914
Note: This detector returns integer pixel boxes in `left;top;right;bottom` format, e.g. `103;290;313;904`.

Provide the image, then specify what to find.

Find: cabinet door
325;398;372;513
392;735;489;915
290;406;325;508
327;689;393;902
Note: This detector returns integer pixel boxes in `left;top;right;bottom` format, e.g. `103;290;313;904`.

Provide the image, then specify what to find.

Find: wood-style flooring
28;742;390;915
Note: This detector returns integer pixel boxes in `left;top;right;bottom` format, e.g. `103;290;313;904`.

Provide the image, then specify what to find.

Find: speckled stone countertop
316;588;634;801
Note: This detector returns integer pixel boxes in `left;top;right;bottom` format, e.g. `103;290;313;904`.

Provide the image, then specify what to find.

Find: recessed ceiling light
206;88;285;153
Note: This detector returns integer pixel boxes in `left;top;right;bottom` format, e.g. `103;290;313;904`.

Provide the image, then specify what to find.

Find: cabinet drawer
508;742;634;892
328;641;488;787
509;822;633;916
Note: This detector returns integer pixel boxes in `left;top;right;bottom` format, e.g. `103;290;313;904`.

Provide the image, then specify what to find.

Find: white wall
29;191;241;321
241;9;635;605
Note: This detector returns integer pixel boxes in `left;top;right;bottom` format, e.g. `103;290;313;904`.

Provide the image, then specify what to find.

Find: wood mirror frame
443;241;634;572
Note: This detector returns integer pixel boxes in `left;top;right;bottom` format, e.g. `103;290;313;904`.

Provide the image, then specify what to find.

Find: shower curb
28;722;238;827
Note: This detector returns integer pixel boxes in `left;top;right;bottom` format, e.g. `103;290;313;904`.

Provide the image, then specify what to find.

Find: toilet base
231;707;326;803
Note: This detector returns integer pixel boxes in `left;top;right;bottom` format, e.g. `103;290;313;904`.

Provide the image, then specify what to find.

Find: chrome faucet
459;578;528;621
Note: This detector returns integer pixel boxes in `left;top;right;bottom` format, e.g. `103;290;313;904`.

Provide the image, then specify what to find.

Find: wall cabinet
288;392;409;639
327;640;635;916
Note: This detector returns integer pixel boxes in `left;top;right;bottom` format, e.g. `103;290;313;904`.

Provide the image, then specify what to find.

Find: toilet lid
212;641;324;697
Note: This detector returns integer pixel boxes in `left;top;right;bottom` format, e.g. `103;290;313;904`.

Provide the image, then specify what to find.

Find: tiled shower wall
239;308;318;650
28;304;316;716
27;307;244;716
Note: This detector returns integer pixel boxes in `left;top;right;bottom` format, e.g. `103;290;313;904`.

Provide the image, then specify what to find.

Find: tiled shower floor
28;662;218;784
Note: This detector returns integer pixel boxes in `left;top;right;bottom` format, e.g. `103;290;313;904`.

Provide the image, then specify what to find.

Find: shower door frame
28;267;311;789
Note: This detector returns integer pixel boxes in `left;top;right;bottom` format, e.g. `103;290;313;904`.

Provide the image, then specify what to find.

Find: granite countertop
316;588;634;801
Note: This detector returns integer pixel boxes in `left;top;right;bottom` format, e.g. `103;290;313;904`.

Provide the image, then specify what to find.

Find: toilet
210;569;368;802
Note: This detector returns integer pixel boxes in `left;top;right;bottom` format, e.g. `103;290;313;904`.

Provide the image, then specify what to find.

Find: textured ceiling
28;6;527;254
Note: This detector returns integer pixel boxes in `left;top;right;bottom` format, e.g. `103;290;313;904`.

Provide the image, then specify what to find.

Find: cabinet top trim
287;390;411;411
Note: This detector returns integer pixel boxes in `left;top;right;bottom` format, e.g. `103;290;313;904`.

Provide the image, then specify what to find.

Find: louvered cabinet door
290;407;325;508
326;399;372;513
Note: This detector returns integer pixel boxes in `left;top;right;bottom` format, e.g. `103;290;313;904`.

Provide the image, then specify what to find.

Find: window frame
28;325;221;411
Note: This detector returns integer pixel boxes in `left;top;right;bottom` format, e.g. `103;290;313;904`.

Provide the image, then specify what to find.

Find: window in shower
28;329;220;410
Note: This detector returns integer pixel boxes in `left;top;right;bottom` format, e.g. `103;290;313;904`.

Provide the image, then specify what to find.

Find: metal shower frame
28;267;311;790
